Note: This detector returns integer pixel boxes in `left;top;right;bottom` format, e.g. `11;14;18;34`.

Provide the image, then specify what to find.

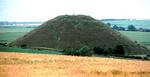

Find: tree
93;47;113;56
106;23;111;27
63;46;94;56
128;25;137;31
78;46;94;56
93;47;104;54
112;25;119;30
0;42;7;47
118;27;125;31
63;48;79;56
114;45;125;55
20;44;27;49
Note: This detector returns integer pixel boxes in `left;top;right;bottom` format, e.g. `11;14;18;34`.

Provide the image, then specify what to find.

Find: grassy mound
10;15;148;54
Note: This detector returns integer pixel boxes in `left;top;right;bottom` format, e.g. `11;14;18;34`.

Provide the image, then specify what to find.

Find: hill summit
10;15;148;54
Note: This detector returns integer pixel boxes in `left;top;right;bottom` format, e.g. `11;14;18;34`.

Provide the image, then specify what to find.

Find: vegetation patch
0;47;62;55
63;46;94;56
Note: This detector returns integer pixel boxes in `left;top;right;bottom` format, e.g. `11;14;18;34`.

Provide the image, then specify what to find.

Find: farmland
0;28;34;43
0;52;150;77
120;31;150;46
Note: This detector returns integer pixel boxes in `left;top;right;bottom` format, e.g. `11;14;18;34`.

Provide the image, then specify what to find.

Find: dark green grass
0;47;62;55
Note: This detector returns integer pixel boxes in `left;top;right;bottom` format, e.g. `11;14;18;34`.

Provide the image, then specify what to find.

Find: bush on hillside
114;45;125;55
93;46;126;56
63;46;94;56
0;42;7;47
63;48;79;56
78;46;94;56
93;47;113;56
93;47;104;54
20;44;27;49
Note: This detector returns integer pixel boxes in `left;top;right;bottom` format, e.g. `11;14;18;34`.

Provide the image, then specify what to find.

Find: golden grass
0;52;150;77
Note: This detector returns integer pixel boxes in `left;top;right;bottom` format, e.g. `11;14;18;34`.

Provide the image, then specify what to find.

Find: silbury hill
10;15;148;54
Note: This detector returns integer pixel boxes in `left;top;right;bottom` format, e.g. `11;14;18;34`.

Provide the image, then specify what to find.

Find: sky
0;0;150;21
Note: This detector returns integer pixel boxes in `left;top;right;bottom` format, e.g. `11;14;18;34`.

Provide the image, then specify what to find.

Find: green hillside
10;15;149;54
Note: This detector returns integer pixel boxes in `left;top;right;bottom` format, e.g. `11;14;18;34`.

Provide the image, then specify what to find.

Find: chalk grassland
0;52;150;77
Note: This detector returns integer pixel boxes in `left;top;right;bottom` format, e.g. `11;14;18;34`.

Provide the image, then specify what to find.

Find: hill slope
10;15;148;54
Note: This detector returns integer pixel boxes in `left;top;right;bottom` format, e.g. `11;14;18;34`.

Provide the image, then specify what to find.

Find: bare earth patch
0;52;150;77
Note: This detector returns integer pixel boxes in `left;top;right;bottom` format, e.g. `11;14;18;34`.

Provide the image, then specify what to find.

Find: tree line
106;23;150;32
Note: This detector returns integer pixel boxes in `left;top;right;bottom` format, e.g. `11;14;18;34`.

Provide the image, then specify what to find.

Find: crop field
0;52;150;77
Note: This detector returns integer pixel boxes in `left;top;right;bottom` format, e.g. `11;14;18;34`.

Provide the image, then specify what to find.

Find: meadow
0;28;34;43
0;52;150;77
120;31;150;46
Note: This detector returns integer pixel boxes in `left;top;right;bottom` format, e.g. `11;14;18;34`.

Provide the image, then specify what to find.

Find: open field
0;52;150;77
0;28;34;43
120;31;150;46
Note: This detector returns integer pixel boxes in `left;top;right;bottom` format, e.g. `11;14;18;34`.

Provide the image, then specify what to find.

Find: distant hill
10;15;149;54
101;19;131;21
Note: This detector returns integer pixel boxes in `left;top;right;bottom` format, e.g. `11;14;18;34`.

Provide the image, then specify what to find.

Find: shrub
103;49;113;56
128;25;137;31
20;44;27;49
112;25;119;30
8;44;12;47
93;47;113;56
63;46;94;56
63;48;79;56
0;42;7;47
78;46;94;56
114;45;125;55
93;47;104;54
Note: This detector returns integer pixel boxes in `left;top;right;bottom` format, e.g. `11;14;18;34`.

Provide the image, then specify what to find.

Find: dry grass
0;52;150;77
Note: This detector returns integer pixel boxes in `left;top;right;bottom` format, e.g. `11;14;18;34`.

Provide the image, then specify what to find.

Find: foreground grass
0;52;150;77
0;47;62;55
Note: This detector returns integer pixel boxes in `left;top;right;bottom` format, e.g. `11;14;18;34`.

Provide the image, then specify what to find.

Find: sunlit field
0;52;150;77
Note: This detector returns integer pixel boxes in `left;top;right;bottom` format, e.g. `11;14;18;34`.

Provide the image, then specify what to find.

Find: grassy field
0;52;150;77
120;31;150;46
0;28;34;43
0;47;62;54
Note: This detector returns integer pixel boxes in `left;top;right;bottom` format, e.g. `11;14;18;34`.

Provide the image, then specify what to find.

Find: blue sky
0;0;150;21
